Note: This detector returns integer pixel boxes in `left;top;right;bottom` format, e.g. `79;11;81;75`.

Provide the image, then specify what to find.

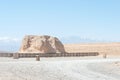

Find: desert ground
0;56;119;80
64;42;120;56
0;42;120;80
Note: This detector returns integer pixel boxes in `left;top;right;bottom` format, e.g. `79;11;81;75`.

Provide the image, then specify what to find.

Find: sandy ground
0;57;119;80
64;43;120;55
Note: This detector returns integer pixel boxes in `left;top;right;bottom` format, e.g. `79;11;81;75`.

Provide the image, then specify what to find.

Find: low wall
0;52;99;58
18;52;99;58
0;53;13;57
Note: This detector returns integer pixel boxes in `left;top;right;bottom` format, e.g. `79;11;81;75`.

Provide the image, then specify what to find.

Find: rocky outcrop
19;35;65;53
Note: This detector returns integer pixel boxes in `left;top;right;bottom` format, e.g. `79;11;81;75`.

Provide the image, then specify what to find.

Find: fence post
13;53;19;59
36;55;40;61
103;54;107;59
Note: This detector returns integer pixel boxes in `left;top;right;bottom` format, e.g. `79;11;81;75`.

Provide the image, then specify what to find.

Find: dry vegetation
64;42;120;56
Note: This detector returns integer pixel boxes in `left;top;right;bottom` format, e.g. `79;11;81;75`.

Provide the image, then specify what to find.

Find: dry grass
64;42;120;55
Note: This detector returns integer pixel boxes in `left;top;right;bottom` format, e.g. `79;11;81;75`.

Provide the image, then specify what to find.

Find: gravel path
0;58;119;80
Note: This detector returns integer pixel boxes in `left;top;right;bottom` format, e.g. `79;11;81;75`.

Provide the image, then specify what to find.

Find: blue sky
0;0;120;42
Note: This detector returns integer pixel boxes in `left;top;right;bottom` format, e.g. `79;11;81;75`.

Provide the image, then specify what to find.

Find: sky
0;0;120;42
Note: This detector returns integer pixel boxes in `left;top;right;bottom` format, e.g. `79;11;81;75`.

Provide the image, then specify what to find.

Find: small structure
36;55;40;61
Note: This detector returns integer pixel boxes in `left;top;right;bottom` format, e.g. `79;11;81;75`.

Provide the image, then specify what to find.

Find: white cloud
0;37;20;42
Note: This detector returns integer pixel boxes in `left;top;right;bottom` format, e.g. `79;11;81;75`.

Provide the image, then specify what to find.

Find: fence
0;53;13;57
18;52;99;58
0;52;99;58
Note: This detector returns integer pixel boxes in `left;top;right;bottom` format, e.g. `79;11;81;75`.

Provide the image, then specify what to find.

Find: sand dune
64;42;120;55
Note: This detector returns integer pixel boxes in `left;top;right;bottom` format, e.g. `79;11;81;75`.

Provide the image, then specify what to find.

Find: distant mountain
0;37;21;52
60;36;107;44
0;51;10;53
0;43;20;52
0;42;20;52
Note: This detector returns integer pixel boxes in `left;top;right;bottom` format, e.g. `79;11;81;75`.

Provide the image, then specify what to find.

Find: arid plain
0;42;120;80
64;42;120;56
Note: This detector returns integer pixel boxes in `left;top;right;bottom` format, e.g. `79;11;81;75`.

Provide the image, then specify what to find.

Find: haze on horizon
0;0;120;42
